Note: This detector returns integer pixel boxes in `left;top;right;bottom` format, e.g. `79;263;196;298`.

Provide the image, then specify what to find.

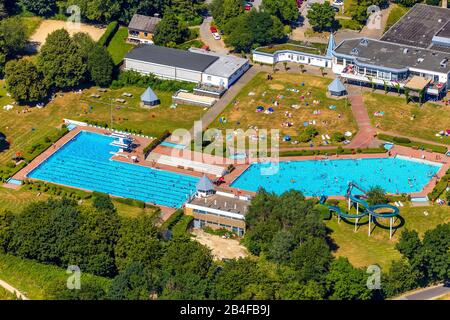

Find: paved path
188;65;260;135
396;283;450;300
199;17;228;54
0;279;28;300
347;93;377;149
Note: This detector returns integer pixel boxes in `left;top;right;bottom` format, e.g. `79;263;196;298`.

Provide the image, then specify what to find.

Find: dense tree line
209;0;287;52
0;190;448;300
0;17;27;75
5;28;114;104
19;0;205;24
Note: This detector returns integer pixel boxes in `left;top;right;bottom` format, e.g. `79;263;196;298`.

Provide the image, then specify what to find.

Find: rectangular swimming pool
231;157;442;196
28;131;199;208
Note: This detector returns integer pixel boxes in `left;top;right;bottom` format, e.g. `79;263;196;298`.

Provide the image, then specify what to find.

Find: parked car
297;0;303;7
331;5;340;12
332;0;344;6
245;3;253;10
212;32;221;40
210;26;218;33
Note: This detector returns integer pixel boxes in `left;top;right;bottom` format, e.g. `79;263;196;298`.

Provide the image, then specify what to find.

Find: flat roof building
124;45;249;90
185;191;251;236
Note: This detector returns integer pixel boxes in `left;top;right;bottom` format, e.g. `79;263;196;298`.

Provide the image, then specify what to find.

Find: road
199;16;228;54
0;279;29;300
397;283;450;300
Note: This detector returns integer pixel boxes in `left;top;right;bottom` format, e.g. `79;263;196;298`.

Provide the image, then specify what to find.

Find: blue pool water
231;157;442;196
28;131;199;208
160;141;187;149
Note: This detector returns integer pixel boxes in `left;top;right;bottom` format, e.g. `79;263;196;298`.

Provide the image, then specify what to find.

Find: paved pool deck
4;125;449;211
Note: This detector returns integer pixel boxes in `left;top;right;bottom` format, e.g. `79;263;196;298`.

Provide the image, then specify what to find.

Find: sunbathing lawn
0;80;206;168
0;286;16;300
364;92;450;145
107;26;134;65
210;72;357;149
327;203;450;270
0;253;111;300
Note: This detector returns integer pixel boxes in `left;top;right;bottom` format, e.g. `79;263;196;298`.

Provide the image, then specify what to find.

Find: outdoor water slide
320;182;400;237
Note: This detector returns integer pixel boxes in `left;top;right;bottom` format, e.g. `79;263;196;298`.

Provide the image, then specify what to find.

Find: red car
210;26;218;33
245;3;252;11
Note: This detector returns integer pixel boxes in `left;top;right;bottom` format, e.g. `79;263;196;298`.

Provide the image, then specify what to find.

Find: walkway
396;283;450;300
0;279;29;300
347;92;378;149
188;65;260;135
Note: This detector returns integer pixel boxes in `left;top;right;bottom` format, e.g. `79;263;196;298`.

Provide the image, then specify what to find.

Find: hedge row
143;130;171;157
377;133;448;154
276;147;386;157
98;21;119;47
23;180;92;200
428;170;450;201
160;209;184;231
172;215;194;238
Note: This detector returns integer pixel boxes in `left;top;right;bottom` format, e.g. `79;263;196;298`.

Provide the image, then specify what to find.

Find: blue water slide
369;204;400;218
327;205;367;219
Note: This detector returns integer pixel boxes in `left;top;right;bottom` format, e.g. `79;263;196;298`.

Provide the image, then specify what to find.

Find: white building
124;45;249;90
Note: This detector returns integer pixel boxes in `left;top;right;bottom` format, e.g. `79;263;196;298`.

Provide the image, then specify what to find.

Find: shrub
143;130;171;157
160;209;184;231
98;21;119;47
314;204;331;220
393;136;411;144
332;132;345;142
172;215;193;238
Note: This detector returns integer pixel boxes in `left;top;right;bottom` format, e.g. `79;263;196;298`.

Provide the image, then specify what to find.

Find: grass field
0;253;111;300
364;93;450;145
384;4;409;32
20;16;43;38
107;26;134;65
327;203;450;270
0;80;206;168
0;286;17;300
0;187;160;218
210;72;357;149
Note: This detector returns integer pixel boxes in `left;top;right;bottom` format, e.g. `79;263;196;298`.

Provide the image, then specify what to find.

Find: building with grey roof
332;37;449;98
381;4;450;51
128;14;161;44
124;45;250;90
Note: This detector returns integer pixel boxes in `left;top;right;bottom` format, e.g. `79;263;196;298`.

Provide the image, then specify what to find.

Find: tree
383;259;422;298
212;258;260;299
261;0;299;24
37;29;87;89
290;237;333;282
88;45;114;87
73;32;114;87
307;3;336;32
0;210;14;253
396;229;422;262
278;280;326;300
211;0;245;27
170;0;205;23
159;239;215;299
115;214;161;272
267;230;296;264
393;0;421;7
5;59;48;104
47;278;108;300
153;11;189;46
325;257;373;300
22;0;57;16
421;223;450;282
366;186;389;205
108;262;155;300
0;17;27;74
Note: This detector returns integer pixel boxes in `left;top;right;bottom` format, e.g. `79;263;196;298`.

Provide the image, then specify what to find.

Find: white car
212;32;221;40
332;0;344;6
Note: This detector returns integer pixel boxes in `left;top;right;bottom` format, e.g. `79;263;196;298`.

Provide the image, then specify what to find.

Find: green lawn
20;16;43;38
384;4;409;32
0;186;160;219
364;92;450;145
256;43;324;55
0;253;111;300
0;286;17;300
327;203;450;270
210;72;357;149
0;81;206;169
107;26;134;65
